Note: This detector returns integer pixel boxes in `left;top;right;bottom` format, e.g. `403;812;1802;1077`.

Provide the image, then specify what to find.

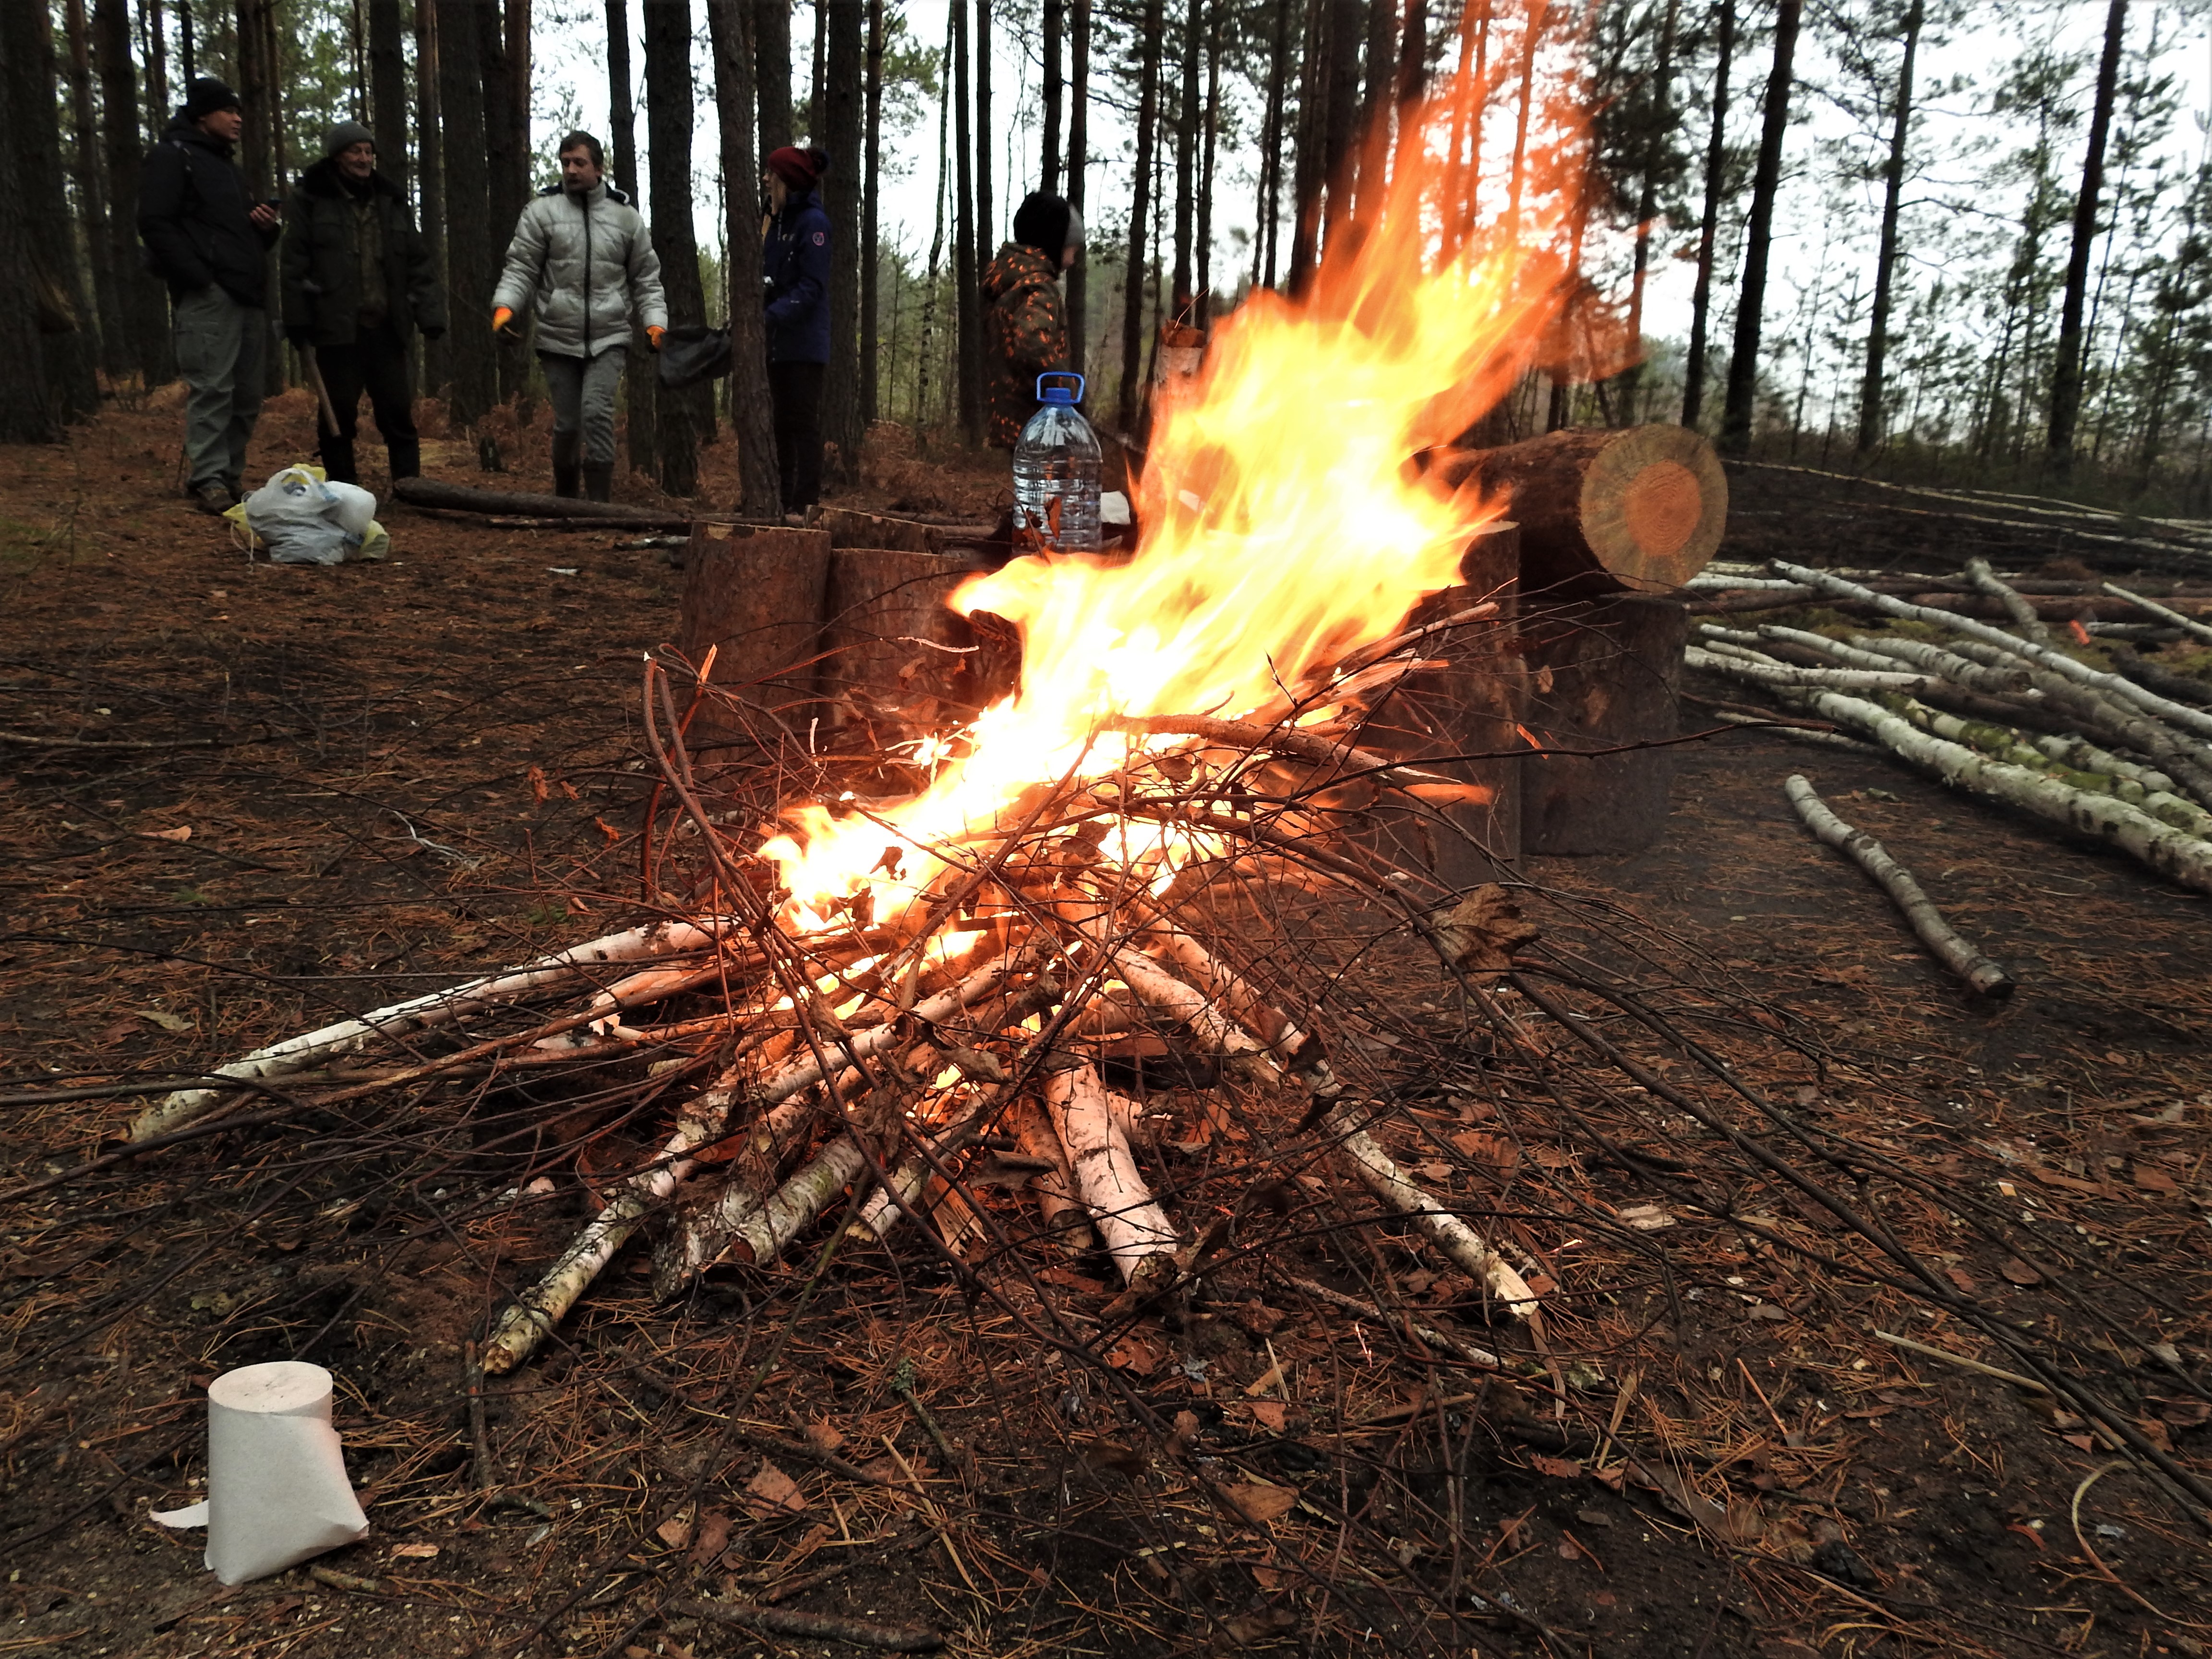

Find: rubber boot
386;435;421;481
581;462;613;503
552;432;582;499
318;434;358;485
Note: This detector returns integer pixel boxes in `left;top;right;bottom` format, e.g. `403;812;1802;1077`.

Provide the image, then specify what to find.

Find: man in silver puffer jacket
492;131;667;501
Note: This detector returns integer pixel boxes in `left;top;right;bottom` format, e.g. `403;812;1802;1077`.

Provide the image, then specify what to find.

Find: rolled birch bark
1782;775;2015;998
1966;557;2052;643
1007;1097;1095;1253
131;917;738;1142
1798;689;2212;894
1044;1062;1178;1287
2104;581;2212;646
1322;1102;1538;1315
1771;559;2212;745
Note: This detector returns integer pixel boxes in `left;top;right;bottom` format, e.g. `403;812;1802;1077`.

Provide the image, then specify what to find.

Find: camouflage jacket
982;243;1070;447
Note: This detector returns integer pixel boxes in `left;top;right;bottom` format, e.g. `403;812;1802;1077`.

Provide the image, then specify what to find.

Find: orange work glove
491;306;515;335
646;325;666;350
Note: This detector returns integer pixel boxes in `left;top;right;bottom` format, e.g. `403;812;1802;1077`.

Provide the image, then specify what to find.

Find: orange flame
763;42;1613;922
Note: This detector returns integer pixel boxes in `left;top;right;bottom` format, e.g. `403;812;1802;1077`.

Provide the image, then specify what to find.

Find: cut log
813;505;947;553
1428;425;1729;597
816;548;987;735
677;520;834;753
392;475;688;525
1783;774;2015;998
1519;593;1688;856
1359;521;1526;877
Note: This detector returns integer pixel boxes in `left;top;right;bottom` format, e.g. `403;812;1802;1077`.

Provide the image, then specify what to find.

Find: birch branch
2104;582;2212;646
1967;556;2052;643
1045;1062;1178;1288
1783;775;2015;998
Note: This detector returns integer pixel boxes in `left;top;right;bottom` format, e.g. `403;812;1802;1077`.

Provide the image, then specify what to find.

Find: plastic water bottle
1012;372;1102;553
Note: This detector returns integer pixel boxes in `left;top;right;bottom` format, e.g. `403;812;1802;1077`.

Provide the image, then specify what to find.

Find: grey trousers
173;285;267;492
540;347;625;467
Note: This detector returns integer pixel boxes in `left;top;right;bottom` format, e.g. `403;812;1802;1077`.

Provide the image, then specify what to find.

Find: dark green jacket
279;156;445;345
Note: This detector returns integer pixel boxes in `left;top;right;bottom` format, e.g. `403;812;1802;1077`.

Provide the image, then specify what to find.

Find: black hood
298;153;402;200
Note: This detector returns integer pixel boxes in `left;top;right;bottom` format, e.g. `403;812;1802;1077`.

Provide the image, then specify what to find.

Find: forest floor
2;400;2209;1659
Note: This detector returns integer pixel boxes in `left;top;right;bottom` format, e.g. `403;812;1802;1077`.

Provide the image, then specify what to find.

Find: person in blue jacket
761;145;832;514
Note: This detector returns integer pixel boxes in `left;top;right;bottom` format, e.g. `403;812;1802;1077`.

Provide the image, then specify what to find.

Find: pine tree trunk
1618;0;1677;426
1354;0;1395;214
643;0;708;497
235;0;285;397
1853;0;1919;454
1680;0;1731;429
0;17;59;445
1395;0;1425;102
62;0;130;385
1717;0;1797;455
975;0;993;249
2047;0;2127;474
142;0;170;144
1116;0;1163;432
5;0;95;425
97;0;169;385
439;0;497;434
1255;0;1290;288
1286;0;1328;293
607;0;655;474
862;0;883;425
1322;0;1363;235
756;0;793;156
705;0;783;514
1066;0;1089;378
481;0;529;412
1196;0;1218;321
416;0;447;395
1041;0;1063;193
916;29;949;428
1171;0;1200;314
818;0;863;480
951;0;981;443
368;0;409;192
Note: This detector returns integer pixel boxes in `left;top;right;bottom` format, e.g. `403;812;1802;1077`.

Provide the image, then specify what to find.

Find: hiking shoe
191;481;238;516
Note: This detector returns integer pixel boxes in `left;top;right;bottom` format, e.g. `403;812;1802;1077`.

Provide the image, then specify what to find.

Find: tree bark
1322;0;1364;238
916;29;949;428
756;0;793;156
63;0;130;385
705;0;785;515
1619;0;1678;426
679;520;835;747
1;0;77;433
643;0;709;497
416;0;447;394
2047;0;2126;474
1854;0;1920;455
974;0;993;251
1042;0;1063;193
367;0;409;193
1171;0;1201;315
819;0;864;482
1680;0;1732;430
809;0;826;132
98;0;170;385
1066;0;1090;378
1520;593;1687;854
1355;0;1395;215
142;0;170;144
438;0;498;433
608;0;655;475
1116;0;1164;431
951;0;981;443
862;0;884;425
1196;0;1219;322
481;0;530;410
1286;0;1328;293
1717;0;1795;455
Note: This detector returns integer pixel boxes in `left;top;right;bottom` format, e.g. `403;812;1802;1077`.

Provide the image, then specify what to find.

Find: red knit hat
766;146;822;189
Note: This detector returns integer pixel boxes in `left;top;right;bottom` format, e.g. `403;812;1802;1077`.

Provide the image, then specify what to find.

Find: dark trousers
314;320;420;484
768;359;826;511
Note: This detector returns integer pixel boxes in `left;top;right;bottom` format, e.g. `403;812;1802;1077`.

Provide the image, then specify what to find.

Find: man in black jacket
280;122;445;485
138;78;282;514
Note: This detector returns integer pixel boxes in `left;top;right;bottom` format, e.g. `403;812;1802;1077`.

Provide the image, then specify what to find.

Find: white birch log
1783;775;2015;997
649;1096;813;1297
1771;559;2212;745
131;917;741;1142
1966;557;2053;643
1797;690;2212;893
1321;1102;1539;1315
1684;645;1939;694
2104;582;2212;645
1754;624;1953;675
1007;1097;1096;1253
721;1134;871;1265
1044;1063;1178;1286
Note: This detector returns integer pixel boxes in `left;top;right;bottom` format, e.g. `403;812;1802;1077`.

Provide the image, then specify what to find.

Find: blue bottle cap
1035;371;1085;406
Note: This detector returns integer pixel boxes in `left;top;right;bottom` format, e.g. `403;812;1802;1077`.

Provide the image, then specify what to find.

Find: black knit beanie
1012;192;1078;258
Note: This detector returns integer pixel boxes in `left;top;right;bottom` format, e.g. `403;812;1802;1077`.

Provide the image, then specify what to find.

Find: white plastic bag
242;467;351;565
322;480;378;540
150;1360;369;1584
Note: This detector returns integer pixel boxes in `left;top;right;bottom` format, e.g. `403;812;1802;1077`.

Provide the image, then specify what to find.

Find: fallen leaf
1999;1258;2044;1287
1248;1400;1287;1432
526;764;550;805
1222;1480;1299;1524
1746;1303;1791;1322
1431;886;1540;980
743;1462;804;1517
389;1542;439;1559
1416;1160;1454;1183
1107;1331;1164;1374
1944;1267;1975;1294
655;1510;694;1549
1615;1202;1674;1231
1168;1410;1202;1455
145;825;192;842
2134;1164;2180;1194
803;1418;845;1454
1081;1440;1147;1480
1233;1300;1286;1336
2151;1396;2212;1429
1217;1608;1298;1646
138;1008;193;1034
1450;1130;1517;1167
687;1507;732;1566
1528;1454;1582;1479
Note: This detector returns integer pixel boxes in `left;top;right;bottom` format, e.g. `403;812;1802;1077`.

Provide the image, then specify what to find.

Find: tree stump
1428;425;1728;599
816;548;987;741
1518;593;1687;856
677;520;833;759
1362;522;1526;883
813;505;947;553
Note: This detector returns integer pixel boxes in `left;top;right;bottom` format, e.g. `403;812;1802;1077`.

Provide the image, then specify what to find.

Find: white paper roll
157;1361;370;1584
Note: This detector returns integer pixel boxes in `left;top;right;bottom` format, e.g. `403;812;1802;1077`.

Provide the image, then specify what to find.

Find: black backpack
656;325;733;389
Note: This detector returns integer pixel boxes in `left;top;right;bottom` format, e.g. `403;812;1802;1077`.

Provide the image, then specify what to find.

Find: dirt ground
2;402;2209;1659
